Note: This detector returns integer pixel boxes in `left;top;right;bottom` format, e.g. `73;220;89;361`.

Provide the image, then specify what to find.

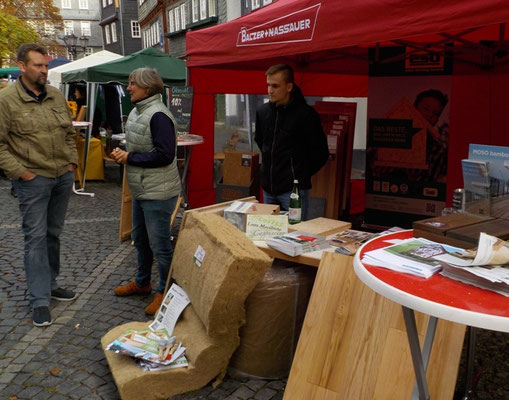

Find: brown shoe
114;280;151;296
145;292;164;315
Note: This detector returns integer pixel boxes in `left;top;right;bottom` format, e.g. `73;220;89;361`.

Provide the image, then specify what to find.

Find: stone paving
0;164;508;400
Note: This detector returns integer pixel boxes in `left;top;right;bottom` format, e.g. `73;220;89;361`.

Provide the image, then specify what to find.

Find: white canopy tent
48;51;123;195
48;50;122;86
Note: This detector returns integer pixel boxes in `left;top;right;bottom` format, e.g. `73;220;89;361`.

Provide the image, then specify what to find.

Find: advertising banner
365;46;452;228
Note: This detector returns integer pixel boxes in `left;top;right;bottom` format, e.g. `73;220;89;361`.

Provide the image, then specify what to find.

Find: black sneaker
33;307;52;327
51;287;77;301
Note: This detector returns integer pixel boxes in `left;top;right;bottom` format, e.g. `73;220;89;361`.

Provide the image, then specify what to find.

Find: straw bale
172;212;273;338
101;306;238;400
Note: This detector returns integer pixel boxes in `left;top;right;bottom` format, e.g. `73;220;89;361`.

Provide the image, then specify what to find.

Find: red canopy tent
185;0;509;209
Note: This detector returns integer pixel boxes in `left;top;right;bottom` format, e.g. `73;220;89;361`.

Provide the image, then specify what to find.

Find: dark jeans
263;189;310;221
131;196;177;293
13;171;74;308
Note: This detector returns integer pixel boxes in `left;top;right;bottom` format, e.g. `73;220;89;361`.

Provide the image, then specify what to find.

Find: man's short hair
128;67;164;96
414;89;449;108
266;64;294;84
17;44;47;63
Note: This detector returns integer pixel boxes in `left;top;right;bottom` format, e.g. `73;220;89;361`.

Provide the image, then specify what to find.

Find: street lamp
62;33;90;59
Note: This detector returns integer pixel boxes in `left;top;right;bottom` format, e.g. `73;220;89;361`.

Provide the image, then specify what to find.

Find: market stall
185;0;509;222
60;47;186;191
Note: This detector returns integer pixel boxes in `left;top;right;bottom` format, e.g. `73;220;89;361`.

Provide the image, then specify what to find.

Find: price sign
169;86;193;136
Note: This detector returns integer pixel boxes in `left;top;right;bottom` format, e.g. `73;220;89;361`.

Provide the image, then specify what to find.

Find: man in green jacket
0;44;78;327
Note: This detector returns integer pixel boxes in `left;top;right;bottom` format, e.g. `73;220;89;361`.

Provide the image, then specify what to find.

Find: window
131;21;140;38
108;0;113;5
84;47;93;56
200;0;206;20
64;20;74;35
180;4;186;28
168;9;175;32
252;0;261;9
192;0;199;22
174;8;180;31
102;0;107;7
79;0;88;9
208;0;216;17
61;0;71;9
262;0;272;5
105;25;111;44
81;21;91;37
44;22;54;35
111;22;117;42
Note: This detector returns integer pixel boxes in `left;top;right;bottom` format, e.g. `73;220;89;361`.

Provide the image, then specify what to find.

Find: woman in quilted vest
110;68;180;315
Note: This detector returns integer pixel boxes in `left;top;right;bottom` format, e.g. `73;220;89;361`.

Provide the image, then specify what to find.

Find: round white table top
354;230;509;333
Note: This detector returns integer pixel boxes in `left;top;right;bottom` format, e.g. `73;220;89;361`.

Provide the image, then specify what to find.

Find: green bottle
289;179;302;225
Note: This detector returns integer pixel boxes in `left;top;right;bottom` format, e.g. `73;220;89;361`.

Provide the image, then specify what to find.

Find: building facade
99;0;142;55
55;0;103;59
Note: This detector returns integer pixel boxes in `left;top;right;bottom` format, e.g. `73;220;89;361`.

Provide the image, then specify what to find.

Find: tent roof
186;0;509;69
48;50;123;84
61;47;186;86
0;67;20;78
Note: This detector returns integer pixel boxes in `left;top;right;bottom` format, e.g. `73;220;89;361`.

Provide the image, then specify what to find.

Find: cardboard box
216;178;259;203
224;201;280;232
223;151;260;186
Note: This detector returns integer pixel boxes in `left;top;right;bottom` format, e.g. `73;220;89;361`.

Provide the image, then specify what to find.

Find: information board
169;86;193;136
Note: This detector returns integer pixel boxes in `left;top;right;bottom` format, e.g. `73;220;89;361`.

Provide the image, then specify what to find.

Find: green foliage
0;10;39;66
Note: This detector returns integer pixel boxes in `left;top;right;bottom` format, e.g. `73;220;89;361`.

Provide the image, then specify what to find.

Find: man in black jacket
255;64;329;220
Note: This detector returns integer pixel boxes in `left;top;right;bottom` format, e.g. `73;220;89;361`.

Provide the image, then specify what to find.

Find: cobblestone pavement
0;165;507;400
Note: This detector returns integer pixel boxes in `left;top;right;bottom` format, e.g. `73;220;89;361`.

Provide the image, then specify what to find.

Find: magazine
362;237;466;278
106;327;187;366
266;231;329;257
330;229;378;255
106;283;191;370
441;263;509;297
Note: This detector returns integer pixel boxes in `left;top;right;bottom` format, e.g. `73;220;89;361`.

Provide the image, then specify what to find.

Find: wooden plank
412;213;493;235
288;217;351;236
284;252;465;400
118;165;132;242
447;218;509;243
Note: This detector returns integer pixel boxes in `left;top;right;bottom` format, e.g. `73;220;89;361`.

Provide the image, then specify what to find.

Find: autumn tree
0;11;38;66
0;0;65;64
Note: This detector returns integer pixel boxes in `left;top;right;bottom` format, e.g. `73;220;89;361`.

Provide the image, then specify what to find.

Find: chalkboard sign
169;86;193;136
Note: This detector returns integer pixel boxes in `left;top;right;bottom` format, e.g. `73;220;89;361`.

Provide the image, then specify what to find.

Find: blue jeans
13;171;74;308
263;189;310;221
132;197;177;293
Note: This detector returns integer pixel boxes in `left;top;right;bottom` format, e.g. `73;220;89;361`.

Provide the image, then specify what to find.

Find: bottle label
289;207;302;224
290;192;299;200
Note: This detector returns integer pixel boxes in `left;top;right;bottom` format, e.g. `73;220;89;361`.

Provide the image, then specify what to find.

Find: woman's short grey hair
128;67;164;96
